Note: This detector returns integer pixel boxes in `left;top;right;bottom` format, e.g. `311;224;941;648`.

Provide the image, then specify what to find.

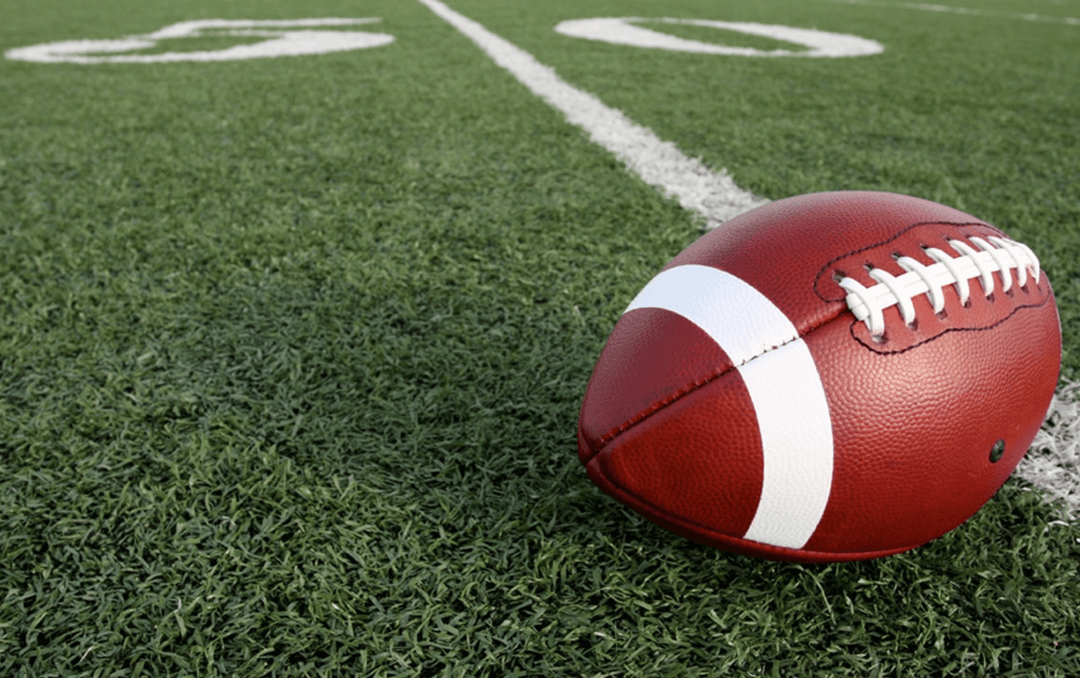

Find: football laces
838;236;1041;339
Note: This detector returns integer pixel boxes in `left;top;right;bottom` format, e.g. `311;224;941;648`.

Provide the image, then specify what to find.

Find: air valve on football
577;191;1061;562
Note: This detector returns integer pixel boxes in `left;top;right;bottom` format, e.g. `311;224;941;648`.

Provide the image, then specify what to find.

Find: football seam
588;456;915;561
590;222;991;451
586;256;1052;451
592;307;850;448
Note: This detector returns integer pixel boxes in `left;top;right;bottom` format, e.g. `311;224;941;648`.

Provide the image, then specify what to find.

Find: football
577;191;1062;562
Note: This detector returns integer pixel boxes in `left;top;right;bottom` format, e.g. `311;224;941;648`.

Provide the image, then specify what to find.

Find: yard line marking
418;0;1080;522
415;0;769;227
831;0;1079;521
1023;384;1080;520
835;0;1080;26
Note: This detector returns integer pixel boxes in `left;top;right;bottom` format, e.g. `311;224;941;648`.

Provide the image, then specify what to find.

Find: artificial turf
1;0;1078;675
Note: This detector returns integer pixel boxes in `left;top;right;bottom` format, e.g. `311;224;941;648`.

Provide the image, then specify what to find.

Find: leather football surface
577;191;1062;562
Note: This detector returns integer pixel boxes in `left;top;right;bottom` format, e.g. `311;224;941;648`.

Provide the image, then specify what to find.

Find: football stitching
839;236;1041;337
593;309;850;447
591;221;1052;449
811;220;996;301
849;285;1054;355
811;220;1051;353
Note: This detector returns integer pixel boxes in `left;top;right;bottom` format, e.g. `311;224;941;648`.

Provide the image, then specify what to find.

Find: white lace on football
838;236;1040;338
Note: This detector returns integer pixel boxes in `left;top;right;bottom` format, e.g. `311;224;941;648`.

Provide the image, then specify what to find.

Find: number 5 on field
4;19;394;64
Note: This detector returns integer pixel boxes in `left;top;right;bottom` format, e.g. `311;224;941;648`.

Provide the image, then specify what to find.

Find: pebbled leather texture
577;191;1062;562
577;308;734;462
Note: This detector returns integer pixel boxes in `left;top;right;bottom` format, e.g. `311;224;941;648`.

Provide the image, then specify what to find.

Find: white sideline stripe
415;0;769;227
625;265;834;549
835;0;1080;26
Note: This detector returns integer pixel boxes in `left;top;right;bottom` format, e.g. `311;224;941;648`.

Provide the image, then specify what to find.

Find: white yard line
417;0;1080;522
1024;385;1080;520
415;0;769;228
835;0;1080;26
836;0;1080;520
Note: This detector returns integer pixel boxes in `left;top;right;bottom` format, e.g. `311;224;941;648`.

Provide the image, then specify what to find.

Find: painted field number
5;19;395;64
5;15;885;65
554;18;884;58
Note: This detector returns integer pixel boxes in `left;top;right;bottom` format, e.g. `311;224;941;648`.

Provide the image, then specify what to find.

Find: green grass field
1;0;1078;675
